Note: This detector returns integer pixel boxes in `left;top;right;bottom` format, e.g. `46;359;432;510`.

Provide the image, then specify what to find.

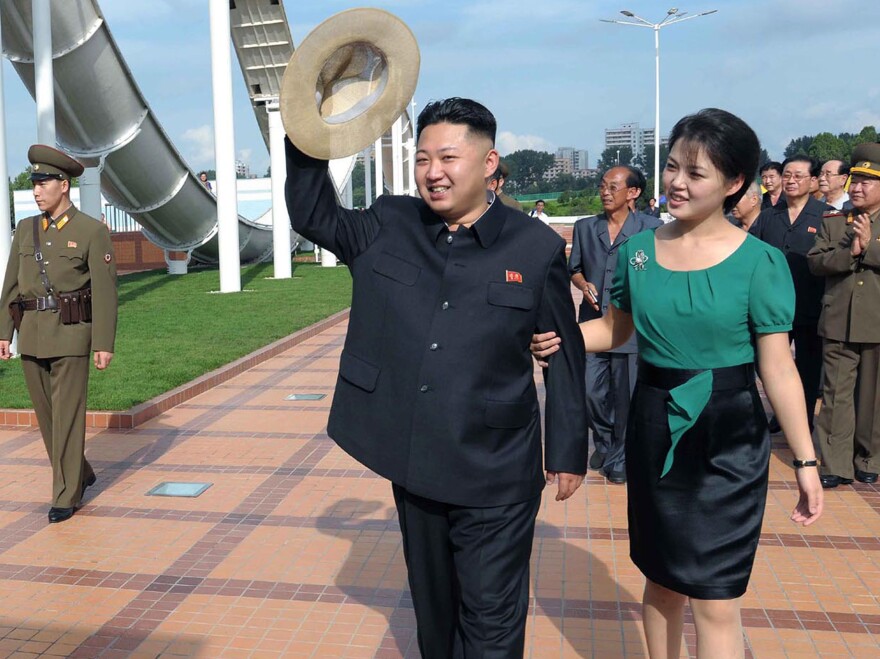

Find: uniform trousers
21;355;93;508
791;325;822;430
585;352;637;475
816;340;880;477
392;484;541;659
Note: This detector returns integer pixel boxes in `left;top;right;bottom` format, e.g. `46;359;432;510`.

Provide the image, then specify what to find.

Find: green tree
596;146;633;174
351;160;366;207
808;132;848;162
784;135;813;158
503;149;554;191
10;167;33;191
639;143;669;175
758;147;771;165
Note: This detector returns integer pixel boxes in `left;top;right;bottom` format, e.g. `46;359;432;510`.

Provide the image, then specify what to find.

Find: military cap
850;142;880;180
28;144;85;181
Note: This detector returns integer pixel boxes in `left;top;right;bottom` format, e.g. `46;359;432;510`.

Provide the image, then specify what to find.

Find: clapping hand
850;213;872;256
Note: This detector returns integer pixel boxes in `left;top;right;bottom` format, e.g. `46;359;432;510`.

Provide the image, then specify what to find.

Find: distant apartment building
543;146;590;181
235;160;250;178
604;122;667;158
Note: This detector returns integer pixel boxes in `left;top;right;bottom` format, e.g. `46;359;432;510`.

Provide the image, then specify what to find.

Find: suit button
429;343;438;351
441;301;449;310
858;281;864;286
446;234;453;244
608;249;614;255
419;385;429;393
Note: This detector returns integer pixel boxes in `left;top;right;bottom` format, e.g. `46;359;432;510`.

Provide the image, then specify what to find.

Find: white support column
78;166;103;220
267;103;291;279
408;99;417;196
391;116;404;195
32;0;55;145
374;136;384;199
0;8;14;355
209;0;240;292
363;146;372;206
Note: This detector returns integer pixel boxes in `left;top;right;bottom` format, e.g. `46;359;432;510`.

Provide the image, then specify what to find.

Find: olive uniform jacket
0;208;117;357
285;138;588;508
807;208;880;343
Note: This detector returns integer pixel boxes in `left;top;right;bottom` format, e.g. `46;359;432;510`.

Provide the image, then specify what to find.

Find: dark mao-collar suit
285;138;587;657
750;195;831;429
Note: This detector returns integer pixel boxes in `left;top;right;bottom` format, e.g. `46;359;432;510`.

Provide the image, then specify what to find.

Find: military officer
0;145;117;523
807;143;880;488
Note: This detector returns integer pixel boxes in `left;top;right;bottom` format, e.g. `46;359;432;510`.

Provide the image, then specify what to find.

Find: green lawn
0;262;352;410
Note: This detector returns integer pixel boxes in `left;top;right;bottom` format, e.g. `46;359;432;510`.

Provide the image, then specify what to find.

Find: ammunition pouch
8;297;24;331
58;288;92;325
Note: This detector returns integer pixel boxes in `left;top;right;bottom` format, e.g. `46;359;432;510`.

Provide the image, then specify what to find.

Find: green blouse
610;229;795;476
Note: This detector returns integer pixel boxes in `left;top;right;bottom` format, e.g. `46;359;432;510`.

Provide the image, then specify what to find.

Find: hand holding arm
0;340;10;360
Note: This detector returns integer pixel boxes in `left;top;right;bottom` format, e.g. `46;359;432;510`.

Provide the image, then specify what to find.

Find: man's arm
88;223;117;354
537;242;588;496
568;222;599;310
285;137;381;265
807;217;858;276
0;226;22;343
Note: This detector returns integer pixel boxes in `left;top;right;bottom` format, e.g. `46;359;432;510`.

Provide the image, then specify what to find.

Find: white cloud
497;131;555;156
181;125;214;168
237;148;253;165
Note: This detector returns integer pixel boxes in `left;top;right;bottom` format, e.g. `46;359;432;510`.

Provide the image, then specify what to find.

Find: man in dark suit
751;155;831;431
285;97;588;658
569;166;660;484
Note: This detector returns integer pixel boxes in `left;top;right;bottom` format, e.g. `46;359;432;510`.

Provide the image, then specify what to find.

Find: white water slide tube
0;0;298;264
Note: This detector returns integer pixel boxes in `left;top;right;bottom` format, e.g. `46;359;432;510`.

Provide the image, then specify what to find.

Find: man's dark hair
667;108;760;213
535;199;545;205
416;97;496;144
759;161;783;176
622;165;647;192
782;154;818;174
649;197;657;203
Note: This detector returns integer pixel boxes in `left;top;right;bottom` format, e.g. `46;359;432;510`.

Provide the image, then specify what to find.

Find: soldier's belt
19;296;57;311
15;288;92;325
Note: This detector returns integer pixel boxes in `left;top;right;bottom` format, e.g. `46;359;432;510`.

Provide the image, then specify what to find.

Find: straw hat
280;8;420;160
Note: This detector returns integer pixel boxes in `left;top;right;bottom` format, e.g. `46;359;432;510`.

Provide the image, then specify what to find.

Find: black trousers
585;352;637;474
791;325;822;429
392;484;541;659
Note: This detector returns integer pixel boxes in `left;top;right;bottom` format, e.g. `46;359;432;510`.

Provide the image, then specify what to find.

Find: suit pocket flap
59;247;85;261
373;252;420;286
485;399;534;429
487;282;534;310
339;351;380;392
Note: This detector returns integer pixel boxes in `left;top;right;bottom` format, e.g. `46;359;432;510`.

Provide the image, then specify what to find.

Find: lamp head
667;7;678;14
621;10;635;17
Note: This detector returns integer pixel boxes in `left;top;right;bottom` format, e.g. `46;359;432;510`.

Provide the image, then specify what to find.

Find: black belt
638;359;755;391
18;296;57;312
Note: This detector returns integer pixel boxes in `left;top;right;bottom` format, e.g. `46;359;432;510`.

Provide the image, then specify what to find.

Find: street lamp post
601;7;717;201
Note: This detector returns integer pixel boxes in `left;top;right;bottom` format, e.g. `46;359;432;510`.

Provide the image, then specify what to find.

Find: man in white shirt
819;159;851;210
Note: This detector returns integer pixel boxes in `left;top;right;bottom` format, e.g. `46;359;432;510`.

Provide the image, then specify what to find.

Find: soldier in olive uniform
0;145;117;522
807;143;880;488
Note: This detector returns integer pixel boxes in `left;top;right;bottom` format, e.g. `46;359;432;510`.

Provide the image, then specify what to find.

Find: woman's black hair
667;108;760;213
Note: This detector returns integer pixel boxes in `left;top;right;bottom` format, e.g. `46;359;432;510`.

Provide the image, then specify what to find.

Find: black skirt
626;361;771;600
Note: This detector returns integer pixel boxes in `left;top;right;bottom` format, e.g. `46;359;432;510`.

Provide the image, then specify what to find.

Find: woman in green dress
533;109;823;658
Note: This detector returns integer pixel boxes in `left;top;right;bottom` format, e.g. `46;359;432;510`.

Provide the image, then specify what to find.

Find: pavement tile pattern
0;316;878;658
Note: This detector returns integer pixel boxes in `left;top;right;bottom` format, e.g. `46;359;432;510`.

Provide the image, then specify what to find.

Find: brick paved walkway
0;315;878;658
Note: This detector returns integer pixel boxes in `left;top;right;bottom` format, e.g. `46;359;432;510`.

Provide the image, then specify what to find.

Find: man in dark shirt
760;161;785;209
751;155;831;430
286;97;587;657
569;166;660;484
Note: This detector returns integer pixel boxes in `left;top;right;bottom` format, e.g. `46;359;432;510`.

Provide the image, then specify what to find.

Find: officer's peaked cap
28;144;85;181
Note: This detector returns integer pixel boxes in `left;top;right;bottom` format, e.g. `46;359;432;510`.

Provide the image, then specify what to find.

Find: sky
2;0;879;179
